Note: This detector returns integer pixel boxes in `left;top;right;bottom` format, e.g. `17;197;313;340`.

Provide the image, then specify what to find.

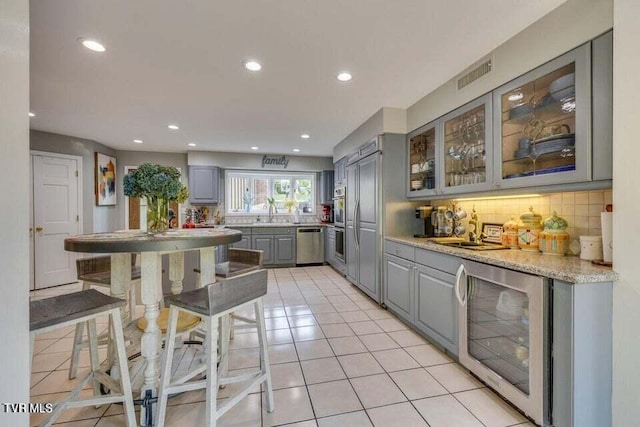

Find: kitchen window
225;171;315;215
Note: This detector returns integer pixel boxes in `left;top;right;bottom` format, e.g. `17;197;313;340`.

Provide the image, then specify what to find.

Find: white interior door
32;154;81;289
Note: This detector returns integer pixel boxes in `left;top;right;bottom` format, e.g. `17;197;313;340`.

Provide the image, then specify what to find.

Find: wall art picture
95;152;117;206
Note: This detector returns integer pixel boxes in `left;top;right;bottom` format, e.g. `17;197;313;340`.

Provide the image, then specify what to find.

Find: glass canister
502;217;521;249
539;211;570;256
518;206;543;252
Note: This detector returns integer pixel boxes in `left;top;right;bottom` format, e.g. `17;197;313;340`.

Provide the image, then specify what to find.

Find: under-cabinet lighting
455;194;542;202
168;124;179;130
188;143;196;147
29;112;35;117
293;149;300;152
300;134;310;139
133;139;143;144
251;146;259;150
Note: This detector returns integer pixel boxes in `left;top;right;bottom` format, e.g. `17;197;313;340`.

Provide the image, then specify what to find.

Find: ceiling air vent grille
457;58;492;90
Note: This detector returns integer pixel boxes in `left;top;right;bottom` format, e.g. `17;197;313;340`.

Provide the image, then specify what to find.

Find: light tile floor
30;266;535;426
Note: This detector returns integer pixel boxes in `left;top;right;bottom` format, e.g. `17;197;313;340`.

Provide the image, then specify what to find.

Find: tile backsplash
437;189;612;243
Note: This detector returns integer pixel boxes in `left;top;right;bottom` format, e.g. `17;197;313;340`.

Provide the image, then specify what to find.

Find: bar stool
30;289;136;427
193;248;264;339
156;269;274;427
69;254;141;380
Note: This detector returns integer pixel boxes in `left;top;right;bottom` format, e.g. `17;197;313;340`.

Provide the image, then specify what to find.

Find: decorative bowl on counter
539;211;570;256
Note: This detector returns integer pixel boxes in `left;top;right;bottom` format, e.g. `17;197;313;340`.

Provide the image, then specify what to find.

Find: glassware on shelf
444;103;488;188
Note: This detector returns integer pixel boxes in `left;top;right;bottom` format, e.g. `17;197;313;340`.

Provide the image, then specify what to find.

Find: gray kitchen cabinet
334;156;347;186
591;30;613;181
383;239;458;354
384;253;414;323
274;234;296;265
415;264;457;354
494;44;591;189
320;170;335;204
246;227;296;266
440;94;493;195
553;280;613;427
228;227;251;249
251;235;274;265
325;227;336;265
188;166;219;204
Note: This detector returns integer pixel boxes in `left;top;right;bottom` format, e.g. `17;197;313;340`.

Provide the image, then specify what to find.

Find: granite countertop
196;223;329;228
385;236;620;284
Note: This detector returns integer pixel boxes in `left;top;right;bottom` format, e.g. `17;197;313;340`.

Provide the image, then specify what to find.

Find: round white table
64;228;241;424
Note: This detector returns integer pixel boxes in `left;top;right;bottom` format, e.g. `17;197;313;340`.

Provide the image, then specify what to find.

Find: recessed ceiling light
168;124;179;130
337;72;352;82
133;139;143;144
293;149;300;152
79;38;106;53
300;134;310;139
28;112;35;117
188;143;197;147
244;61;262;72
251;146;259;150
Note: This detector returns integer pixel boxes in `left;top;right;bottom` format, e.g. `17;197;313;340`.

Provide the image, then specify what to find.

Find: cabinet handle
36;227;44;232
454;264;467;307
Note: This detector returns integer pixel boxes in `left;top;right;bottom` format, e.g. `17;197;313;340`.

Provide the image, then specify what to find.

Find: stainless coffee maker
414;206;435;238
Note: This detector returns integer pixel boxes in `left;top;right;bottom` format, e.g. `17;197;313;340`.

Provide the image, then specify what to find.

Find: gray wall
612;0;640;423
30;130;118;233
188;151;333;171
0;0;30;423
115;150;188;229
333;109;384;161
407;0;613;132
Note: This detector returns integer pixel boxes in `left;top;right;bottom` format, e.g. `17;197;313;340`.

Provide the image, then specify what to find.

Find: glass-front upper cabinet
441;93;493;195
407;120;440;198
494;44;590;188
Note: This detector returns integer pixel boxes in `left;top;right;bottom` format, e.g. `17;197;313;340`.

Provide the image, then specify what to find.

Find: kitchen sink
437;241;509;250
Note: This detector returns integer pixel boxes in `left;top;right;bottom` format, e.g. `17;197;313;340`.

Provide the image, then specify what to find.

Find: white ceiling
30;0;565;156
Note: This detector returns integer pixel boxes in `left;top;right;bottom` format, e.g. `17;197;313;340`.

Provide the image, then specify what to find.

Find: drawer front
384;240;415;261
415;249;459;275
252;227;295;235
228;227;251;235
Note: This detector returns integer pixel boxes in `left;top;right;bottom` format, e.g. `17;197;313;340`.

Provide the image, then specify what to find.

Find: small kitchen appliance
413;206;435;237
320;205;333;224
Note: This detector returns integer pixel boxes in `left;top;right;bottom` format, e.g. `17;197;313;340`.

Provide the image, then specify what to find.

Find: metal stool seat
30;289;136;427
156;269;274;427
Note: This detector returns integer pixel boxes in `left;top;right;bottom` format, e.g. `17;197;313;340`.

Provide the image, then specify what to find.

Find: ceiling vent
457;56;493;90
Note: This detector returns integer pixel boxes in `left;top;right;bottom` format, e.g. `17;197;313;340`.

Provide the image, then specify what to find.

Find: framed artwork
482;222;503;244
95;153;117;206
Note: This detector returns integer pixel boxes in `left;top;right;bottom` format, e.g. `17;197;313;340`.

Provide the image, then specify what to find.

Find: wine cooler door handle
455;264;467;307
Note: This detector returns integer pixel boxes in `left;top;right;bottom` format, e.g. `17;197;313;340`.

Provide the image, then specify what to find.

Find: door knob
36;227;43;232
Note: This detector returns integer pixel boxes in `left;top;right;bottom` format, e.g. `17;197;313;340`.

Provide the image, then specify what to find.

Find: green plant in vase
284;199;297;213
123;163;189;233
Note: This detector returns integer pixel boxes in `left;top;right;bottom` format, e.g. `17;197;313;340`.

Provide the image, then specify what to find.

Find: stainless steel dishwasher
296;227;324;265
